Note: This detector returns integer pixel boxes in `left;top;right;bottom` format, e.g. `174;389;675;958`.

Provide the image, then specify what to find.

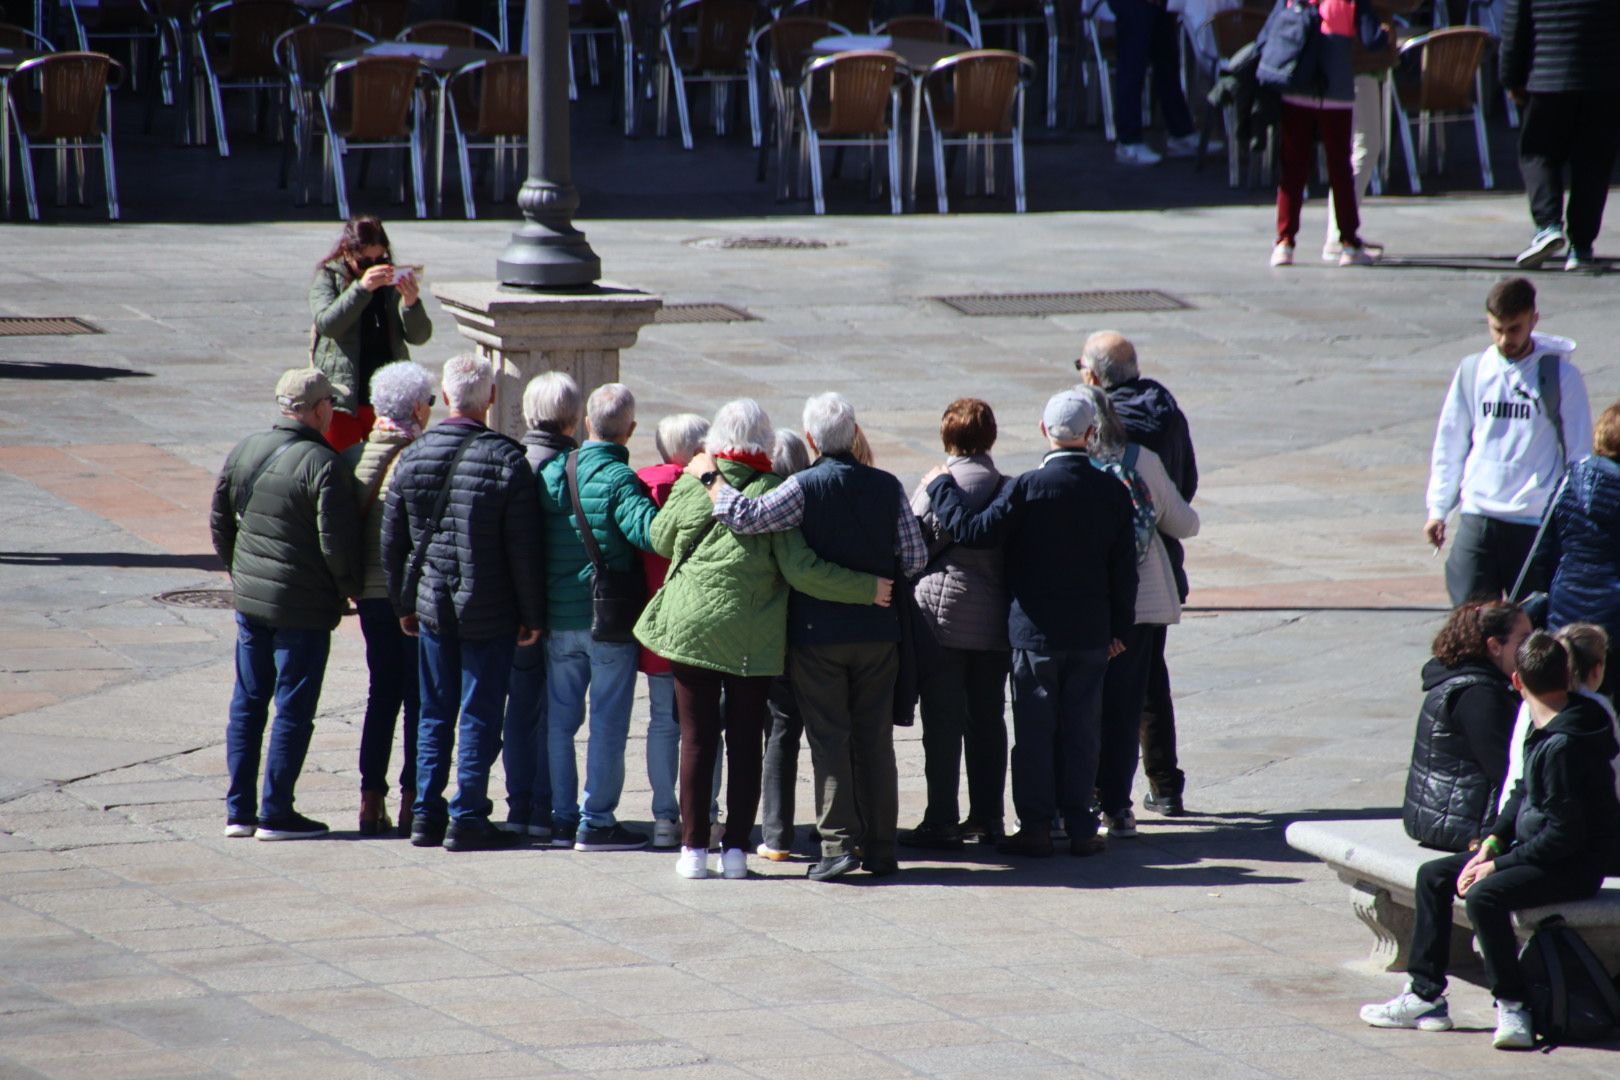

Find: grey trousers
1444;513;1542;607
759;674;803;852
789;641;899;861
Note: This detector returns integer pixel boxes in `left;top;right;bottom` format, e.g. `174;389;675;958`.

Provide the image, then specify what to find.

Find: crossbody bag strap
666;517;720;583
233;434;305;527
357;442;406;523
403;433;479;603
1538;352;1566;474
565;451;608;574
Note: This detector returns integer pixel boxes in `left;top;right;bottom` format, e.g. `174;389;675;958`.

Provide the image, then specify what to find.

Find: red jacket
636;462;683;675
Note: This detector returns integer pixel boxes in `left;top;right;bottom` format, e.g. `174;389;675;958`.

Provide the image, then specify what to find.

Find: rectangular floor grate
932;290;1190;317
0;316;102;337
654;303;761;324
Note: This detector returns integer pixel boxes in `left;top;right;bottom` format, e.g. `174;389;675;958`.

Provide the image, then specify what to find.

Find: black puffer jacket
210;419;362;631
1108;376;1197;600
1402;658;1518;852
1491;695;1620;875
381;420;545;641
1502;0;1620;94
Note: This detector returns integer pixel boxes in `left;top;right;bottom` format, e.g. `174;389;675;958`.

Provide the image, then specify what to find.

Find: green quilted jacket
634;460;880;677
538;440;658;632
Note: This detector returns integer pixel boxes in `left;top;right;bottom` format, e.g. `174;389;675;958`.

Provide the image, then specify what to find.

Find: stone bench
1286;818;1620;973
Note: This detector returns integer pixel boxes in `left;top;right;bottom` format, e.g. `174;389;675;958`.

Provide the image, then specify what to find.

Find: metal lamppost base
497;218;601;290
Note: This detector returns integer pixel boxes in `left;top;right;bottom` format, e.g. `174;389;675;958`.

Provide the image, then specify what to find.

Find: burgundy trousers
1275;101;1360;247
671;662;772;852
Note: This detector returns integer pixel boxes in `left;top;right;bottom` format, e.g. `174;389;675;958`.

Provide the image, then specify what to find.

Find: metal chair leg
329;132;349;220
932;127;948;214
102;131;119;220
15;124;39;221
454;120;475;219
747;70;762;149
802;98;824;214
1473;104;1493;189
410;127;425;219
671;67;693;149
1012;130;1026;213
1394;98;1419;194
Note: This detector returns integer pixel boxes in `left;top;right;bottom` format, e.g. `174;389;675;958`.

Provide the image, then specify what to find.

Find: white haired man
382;355;546;853
537;382;660;852
685;392;926;881
210;368;363;840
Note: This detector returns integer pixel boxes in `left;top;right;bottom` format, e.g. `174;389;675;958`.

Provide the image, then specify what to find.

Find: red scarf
714;449;772;474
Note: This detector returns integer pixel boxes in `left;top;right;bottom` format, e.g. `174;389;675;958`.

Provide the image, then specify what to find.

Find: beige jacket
1132;445;1200;625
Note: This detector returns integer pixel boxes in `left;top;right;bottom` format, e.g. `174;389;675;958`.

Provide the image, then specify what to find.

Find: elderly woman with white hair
345;360;436;836
635;400;888;880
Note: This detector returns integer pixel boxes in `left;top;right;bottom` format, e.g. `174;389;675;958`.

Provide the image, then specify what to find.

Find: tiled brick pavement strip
2;192;1618;1077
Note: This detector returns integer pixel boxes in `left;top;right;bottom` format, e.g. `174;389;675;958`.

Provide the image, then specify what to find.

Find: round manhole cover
685;236;841;251
155;588;234;609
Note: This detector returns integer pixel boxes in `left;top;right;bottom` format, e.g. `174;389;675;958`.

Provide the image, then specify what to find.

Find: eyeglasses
1073;359;1089;372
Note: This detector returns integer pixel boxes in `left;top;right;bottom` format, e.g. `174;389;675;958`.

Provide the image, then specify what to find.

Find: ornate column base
430;281;662;439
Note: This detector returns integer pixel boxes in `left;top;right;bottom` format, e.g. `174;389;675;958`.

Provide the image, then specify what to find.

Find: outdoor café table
0;45;43;221
327;40;507;217
808;34;963;211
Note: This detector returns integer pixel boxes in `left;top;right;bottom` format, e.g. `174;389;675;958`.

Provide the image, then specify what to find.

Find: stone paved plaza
2;191;1619;1078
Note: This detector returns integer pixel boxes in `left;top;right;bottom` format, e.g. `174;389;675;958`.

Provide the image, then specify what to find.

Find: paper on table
367;42;449;59
812;34;893;51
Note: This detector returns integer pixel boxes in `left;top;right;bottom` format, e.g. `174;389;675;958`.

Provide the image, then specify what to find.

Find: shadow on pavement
0;361;154;381
0;551;225;571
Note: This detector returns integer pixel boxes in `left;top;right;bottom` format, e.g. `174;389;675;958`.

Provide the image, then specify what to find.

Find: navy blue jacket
1108;376;1197;600
1502;0;1620;95
791;453;903;646
927;450;1137;652
1537;454;1620;637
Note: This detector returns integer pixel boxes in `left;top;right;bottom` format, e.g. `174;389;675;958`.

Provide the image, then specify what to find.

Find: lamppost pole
497;0;601;288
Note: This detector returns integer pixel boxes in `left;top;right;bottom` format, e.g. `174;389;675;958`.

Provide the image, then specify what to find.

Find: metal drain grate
686;236;838;251
654;303;761;324
154;588;234;610
933;290;1190;317
0;316;102;337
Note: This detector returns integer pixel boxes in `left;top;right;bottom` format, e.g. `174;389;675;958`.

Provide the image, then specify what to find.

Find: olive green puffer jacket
210;420;363;630
633;460;879;678
537;441;659;632
308;261;432;414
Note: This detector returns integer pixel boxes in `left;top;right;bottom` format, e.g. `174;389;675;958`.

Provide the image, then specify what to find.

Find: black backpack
1518;916;1620;1047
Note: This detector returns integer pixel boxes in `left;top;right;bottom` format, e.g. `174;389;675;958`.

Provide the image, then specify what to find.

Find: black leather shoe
410;819;446;848
444;821;522;852
957;818;1005;844
806;852;861;881
1142;792;1186;817
1069;834;1107;857
898;822;964;851
862;857;899;877
996;827;1054;858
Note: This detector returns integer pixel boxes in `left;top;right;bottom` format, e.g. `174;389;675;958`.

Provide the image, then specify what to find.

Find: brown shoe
359;790;392;837
996;826;1054;858
1069;834;1107;857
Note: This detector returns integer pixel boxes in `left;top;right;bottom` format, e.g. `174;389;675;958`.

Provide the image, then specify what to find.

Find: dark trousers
1444;513;1542;607
919;646;1009;828
1140;631;1184;798
225;613;330;823
789;641;900;860
1008;646;1109;836
1111;0;1195;144
357;598;418;799
1097;624;1159;815
760;674;803;852
1276;102;1360;246
1519;91;1620;252
671;662;771;852
416;630;515;826
501;638;550;827
1408;849;1603;1002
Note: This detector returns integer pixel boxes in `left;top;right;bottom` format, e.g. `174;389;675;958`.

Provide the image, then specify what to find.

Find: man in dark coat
383;354;545;853
1502;0;1620;270
210;368;362;841
1079;331;1197;816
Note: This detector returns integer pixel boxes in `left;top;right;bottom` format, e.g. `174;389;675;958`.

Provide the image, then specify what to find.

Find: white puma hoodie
1426;334;1591;524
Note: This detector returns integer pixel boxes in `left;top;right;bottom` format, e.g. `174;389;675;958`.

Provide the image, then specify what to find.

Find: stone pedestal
432;281;662;439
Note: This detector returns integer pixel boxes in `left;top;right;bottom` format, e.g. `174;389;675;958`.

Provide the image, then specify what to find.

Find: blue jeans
646;672;680;822
357;598;418;798
546;629;638;831
226;613;330;823
416;630;516;826
501;639;550;826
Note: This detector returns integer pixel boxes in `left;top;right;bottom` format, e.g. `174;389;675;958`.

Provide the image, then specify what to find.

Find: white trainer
720;848;748;880
652;819;681;849
1115;142;1162;167
1104;810;1138;838
675;846;709;879
223;822;256;839
1493;1000;1534;1050
1164;132;1218;159
1360;987;1453;1031
1270;241;1295;267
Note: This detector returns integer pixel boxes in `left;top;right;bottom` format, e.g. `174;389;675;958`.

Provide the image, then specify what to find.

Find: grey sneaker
1493;1000;1534;1049
1516;226;1566;268
1104;810;1138;838
1360;987;1453;1031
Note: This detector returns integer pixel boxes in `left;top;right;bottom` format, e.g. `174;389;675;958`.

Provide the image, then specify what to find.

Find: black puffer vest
1402;659;1517;852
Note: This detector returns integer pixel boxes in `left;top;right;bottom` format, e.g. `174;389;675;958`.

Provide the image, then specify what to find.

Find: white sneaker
1163;132;1218;159
1360;987;1453;1031
720;848;748;879
1338;245;1378;267
675;847;709;879
756;843;792;861
652;819;681;849
223;821;256;839
1270;241;1295;267
1516;226;1566;269
1493;1000;1534;1049
1104;810;1138;838
1322;240;1343;261
1115;142;1161;167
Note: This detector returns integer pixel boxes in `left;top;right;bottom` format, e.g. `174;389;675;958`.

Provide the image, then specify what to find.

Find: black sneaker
255;813;329;841
898;821;964;851
862;856;899;877
410;818;447;847
550;824;577;849
1142;792;1186;817
445;821;523;852
806;852;861;881
573;823;648;852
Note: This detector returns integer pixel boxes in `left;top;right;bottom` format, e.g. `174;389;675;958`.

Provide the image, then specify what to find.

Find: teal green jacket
538;440;658;631
634;460;879;677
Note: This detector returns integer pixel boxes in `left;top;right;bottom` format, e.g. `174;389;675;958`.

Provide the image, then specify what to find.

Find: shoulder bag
565;452;647;642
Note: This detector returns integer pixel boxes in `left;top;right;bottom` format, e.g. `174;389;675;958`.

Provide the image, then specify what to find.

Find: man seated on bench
1361;631;1620;1050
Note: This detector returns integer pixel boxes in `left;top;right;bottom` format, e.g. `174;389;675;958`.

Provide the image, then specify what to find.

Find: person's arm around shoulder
683;451;806;535
1425;359;1476;550
311;448;364;600
309;263;379;337
1138;448;1199;541
923;464;1016;548
502;450;545;646
649;476;705;559
610;464;661;554
770;527;890;607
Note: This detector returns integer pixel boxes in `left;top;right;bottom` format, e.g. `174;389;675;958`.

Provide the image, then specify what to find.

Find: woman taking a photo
309;215;433;452
634;400;889;881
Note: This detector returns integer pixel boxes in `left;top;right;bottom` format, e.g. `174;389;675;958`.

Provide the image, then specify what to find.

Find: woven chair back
18;52;113;139
789;0;872;33
349;0;409;39
472;55;527;137
767;16;837;86
880;15;950;42
806;49;896;135
399;19;489;48
277;24;369;85
206;1;306;80
926;49;1020;135
0;21;43;49
673;0;756;73
331;55;418;140
1398;26;1487;112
